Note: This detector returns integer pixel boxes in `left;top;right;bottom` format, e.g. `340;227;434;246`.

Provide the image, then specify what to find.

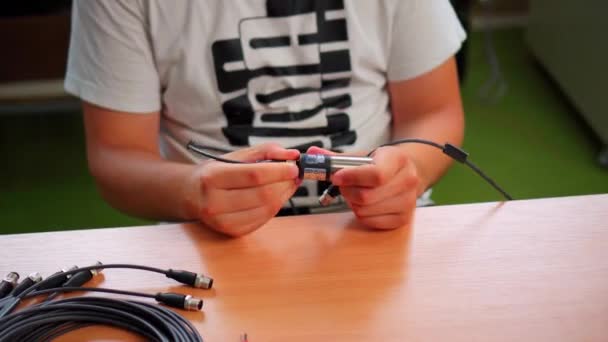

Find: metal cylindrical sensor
298;154;332;181
298;154;373;181
328;155;374;172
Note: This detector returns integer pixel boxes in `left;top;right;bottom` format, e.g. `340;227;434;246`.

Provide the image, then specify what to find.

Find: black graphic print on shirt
211;0;355;151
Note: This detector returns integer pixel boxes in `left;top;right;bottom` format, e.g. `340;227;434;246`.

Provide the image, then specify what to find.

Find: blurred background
1;0;606;234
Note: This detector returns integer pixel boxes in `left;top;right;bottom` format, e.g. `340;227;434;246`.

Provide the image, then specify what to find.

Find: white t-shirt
66;0;465;210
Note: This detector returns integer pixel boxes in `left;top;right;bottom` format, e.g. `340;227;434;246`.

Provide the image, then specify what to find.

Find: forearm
391;106;464;195
87;146;197;221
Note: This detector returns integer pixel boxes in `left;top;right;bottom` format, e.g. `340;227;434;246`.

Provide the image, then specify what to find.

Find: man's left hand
307;145;420;229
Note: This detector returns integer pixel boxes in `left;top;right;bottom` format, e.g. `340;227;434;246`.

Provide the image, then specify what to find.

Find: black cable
187;142;245;164
0;263;210;342
22;322;90;342
29;286;204;313
321;139;512;202
374;138;446;153
7;263;210;304
0;297;13;306
464;159;513;200
0;264;154;316
0;311;166;341
0;306;164;340
27;286;156;300
0;263;208;342
376;139;513;200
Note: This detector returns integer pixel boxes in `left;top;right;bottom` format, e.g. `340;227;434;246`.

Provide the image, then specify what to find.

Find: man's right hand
83;103;299;237
182;143;300;236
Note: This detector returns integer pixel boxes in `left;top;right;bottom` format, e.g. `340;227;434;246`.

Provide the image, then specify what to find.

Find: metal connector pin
2;272;19;286
319;189;336;206
0;272;20;299
28;272;43;283
155;292;204;311
61;265;79;277
184;295;204;311
90;261;104;276
194;274;214;289
166;269;214;289
10;272;43;297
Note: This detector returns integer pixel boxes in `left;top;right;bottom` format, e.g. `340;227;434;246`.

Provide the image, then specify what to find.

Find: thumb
225;143;299;162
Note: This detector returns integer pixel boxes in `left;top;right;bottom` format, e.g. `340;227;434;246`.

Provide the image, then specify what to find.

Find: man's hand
183;143;300;236
308;145;420;230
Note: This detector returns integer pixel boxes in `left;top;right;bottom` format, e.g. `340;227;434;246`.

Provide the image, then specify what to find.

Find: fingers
205;180;298;236
340;165;419;206
225;143;300;162
306;146;337;155
201;180;295;215
328;146;419;230
207;205;271;236
350;190;416;218
331;146;406;188
275;176;300;209
202;161;299;189
265;145;300;161
194;143;303;236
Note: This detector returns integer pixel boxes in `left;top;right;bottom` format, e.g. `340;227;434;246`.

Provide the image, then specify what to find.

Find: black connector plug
442;143;468;163
0;272;19;299
319;185;341;206
166;269;213;289
37;265;79;291
10;272;43;297
155;292;203;311
62;262;103;287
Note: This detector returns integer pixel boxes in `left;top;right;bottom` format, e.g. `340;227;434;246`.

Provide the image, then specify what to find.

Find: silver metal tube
194;273;214;289
2;272;19;286
28;272;43;283
329;156;373;172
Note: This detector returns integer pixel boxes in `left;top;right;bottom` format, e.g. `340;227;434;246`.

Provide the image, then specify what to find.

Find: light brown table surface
1;194;608;341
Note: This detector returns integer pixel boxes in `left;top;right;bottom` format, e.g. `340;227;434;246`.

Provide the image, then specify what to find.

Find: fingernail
290;164;300;179
289;149;301;159
307;146;320;153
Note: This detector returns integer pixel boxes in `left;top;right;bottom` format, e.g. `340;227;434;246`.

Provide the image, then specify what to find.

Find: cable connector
319;185;342;207
11;272;43;297
155;292;203;311
166;269;213;289
0;272;19;299
319;189;336;206
442;143;468;163
37;265;78;291
62;262;103;287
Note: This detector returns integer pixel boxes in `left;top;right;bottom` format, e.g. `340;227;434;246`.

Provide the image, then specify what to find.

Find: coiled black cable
0;263;212;342
0;297;201;342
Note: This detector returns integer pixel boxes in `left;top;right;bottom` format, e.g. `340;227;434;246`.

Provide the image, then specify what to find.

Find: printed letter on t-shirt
211;0;356;150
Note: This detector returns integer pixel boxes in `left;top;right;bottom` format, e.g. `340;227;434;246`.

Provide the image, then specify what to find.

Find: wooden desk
1;194;607;341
